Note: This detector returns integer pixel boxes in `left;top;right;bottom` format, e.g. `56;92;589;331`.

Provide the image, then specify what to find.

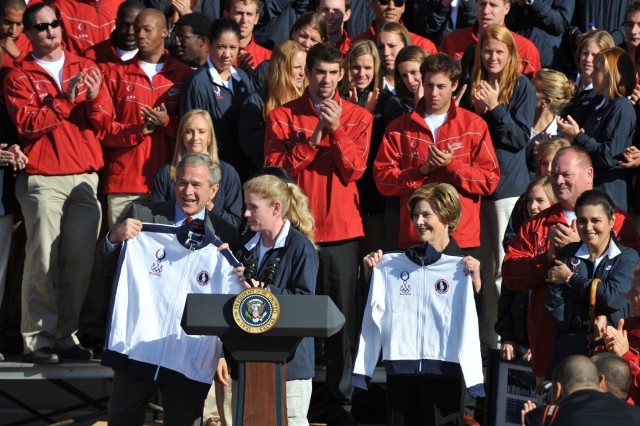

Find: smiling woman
545;190;640;371
470;24;535;350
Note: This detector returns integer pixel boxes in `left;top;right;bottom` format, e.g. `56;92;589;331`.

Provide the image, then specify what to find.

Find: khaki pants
106;193;151;228
16;173;101;352
479;196;519;351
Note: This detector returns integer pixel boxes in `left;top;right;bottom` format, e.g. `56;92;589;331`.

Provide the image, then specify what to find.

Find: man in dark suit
525;355;640;425
104;153;241;426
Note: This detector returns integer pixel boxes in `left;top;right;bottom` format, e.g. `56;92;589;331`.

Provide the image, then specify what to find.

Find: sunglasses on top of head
377;0;406;7
30;19;61;32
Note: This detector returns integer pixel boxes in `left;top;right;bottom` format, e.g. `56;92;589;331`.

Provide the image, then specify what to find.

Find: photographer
217;172;319;426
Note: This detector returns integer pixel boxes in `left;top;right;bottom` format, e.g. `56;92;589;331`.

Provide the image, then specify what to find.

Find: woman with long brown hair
470;23;535;351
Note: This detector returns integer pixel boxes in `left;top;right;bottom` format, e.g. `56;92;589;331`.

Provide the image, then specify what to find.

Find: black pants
108;370;204;426
317;239;361;415
386;375;465;426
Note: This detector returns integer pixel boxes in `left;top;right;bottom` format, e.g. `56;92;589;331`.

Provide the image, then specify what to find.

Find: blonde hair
574;30;615;67
536;138;571;174
170;110;220;182
407;183;461;234
340;40;382;96
598;47;636;99
243;175;317;246
472;24;521;104
533;69;576;114
524;176;557;219
264;40;307;120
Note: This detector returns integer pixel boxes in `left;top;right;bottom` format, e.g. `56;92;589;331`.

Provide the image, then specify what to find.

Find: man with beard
82;0;144;72
3;2;114;364
171;12;212;69
102;8;193;227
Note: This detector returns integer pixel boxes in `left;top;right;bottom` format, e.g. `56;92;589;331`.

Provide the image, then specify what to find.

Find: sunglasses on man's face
31;19;61;32
377;0;406;7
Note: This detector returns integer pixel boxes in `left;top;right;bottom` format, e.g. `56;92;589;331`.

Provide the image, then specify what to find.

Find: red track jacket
235;35;271;69
82;35;130;73
373;100;499;249
503;204;640;377
264;90;372;243
102;54;193;194
50;0;120;54
3;51;113;175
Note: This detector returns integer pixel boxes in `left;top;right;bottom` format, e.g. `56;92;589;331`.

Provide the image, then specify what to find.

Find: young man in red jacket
4;3;115;364
102;8;193;227
265;42;372;426
374;53;499;251
82;0;144;72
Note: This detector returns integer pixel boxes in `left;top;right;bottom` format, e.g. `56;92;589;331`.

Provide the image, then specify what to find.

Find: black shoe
58;344;93;360
24;347;60;364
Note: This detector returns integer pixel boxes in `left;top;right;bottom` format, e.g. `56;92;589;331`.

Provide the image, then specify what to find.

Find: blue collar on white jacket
404;243;442;266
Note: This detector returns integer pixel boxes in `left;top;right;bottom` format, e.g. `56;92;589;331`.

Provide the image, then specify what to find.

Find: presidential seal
232;288;280;334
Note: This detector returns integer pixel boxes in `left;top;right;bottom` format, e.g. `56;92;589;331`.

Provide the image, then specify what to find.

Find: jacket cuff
572;131;590;147
352;373;370;390
484;104;508;125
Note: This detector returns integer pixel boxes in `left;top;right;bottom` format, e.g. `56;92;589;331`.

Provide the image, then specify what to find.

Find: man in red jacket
82;0;144;72
0;0;30;72
102;8;193;227
3;3;114;364
374;53;499;250
503;146;640;381
265;42;372;426
224;0;271;71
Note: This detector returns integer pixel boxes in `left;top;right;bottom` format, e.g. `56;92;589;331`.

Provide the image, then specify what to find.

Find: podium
182;291;345;426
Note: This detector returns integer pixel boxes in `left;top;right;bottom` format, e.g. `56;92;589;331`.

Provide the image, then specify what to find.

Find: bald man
525;355;640;425
102;8;193;228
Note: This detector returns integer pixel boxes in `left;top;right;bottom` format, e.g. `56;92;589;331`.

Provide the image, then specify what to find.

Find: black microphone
243;257;258;282
261;261;279;287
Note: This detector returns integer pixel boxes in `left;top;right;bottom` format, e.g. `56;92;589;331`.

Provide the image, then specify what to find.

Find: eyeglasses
31;19;61;32
377;0;406;7
172;33;200;43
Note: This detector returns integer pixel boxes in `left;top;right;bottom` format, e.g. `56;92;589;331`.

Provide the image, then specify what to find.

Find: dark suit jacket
113;201;239;250
526;389;640;425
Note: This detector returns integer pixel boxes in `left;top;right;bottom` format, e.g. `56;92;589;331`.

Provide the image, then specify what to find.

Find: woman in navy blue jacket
180;18;254;179
217;172;319;425
470;24;535;348
545;190;640;371
558;47;636;212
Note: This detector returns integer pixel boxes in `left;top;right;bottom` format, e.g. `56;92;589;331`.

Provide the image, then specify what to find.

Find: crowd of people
2;0;640;425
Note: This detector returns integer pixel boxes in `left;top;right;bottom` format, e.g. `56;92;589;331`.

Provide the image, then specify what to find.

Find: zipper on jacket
154;248;195;378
